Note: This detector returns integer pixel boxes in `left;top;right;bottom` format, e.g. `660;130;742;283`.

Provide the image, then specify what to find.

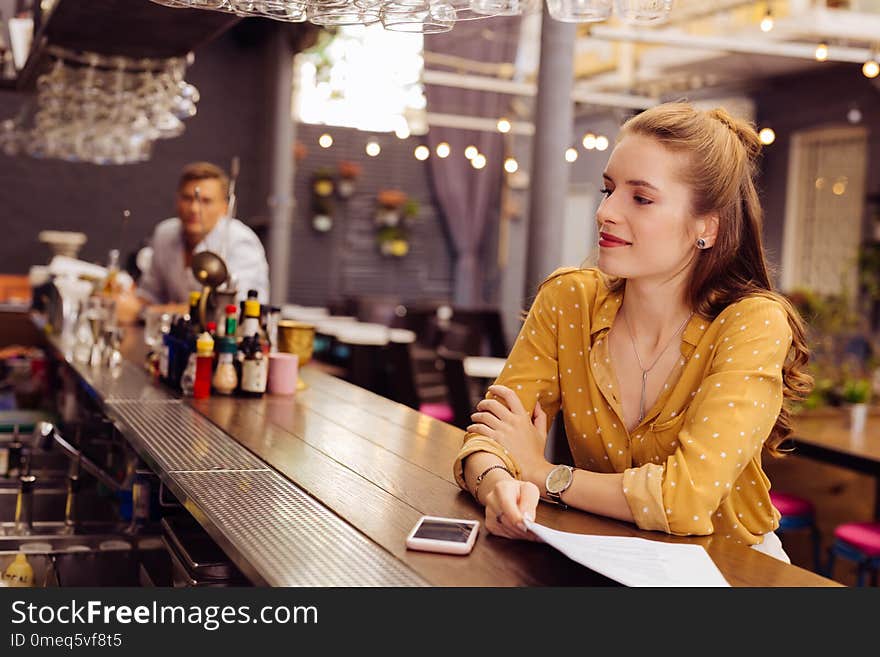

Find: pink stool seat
420;403;455;424
770;491;814;517
834;522;880;558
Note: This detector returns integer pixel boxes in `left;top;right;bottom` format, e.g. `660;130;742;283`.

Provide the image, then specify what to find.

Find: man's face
176;178;228;244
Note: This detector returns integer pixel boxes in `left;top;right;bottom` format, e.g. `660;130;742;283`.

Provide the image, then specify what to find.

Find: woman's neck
619;277;692;350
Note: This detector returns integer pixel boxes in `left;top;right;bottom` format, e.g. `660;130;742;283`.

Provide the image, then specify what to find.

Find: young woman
454;101;812;562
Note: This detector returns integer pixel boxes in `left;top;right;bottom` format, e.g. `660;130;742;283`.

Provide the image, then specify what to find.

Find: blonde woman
455;102;812;562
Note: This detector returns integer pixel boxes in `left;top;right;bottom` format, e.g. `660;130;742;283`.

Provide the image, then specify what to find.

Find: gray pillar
524;7;576;298
267;25;295;306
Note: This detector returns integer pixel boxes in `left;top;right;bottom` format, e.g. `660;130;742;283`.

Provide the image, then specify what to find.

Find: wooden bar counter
40;319;839;587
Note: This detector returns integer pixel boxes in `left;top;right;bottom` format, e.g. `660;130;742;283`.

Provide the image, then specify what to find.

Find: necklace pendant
638;369;648;423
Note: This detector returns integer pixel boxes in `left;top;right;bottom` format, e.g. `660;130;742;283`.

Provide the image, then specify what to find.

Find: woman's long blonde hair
605;102;812;455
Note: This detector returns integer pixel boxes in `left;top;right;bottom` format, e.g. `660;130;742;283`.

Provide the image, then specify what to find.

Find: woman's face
596;134;706;283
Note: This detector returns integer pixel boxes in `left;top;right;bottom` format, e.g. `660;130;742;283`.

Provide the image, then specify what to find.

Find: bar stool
826;522;880;586
770;490;822;572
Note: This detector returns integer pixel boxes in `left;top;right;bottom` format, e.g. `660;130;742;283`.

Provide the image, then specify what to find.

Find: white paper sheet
524;520;730;587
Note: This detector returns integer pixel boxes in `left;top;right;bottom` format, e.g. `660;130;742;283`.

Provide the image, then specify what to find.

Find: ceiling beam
422;69;658;110
587;25;874;64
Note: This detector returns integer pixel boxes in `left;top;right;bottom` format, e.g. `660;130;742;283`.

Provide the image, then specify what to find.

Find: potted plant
841;377;871;433
336;160;361;199
374;190;419;257
311;169;335;233
375;188;408;227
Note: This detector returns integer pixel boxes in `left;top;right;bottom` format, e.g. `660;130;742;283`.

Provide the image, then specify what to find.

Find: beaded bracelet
472;464;513;505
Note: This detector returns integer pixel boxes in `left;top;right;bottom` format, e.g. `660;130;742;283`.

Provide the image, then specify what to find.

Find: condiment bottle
224;304;238;341
188;291;202;332
193;332;214;399
213;337;238;395
239;336;267;397
3;553;34;587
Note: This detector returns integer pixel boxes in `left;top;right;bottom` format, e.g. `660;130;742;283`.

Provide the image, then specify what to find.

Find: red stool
770;491;822;572
826;522;880;586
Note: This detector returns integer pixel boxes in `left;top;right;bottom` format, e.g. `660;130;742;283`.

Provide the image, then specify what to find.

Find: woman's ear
696;213;720;248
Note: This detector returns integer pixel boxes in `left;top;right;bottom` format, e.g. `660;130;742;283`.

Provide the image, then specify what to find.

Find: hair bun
707;108;762;163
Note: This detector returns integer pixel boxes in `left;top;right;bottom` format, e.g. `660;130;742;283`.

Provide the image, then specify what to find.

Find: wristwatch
544;464;574;509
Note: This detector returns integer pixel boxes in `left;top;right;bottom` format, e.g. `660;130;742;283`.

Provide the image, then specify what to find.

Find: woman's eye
634;195;652;205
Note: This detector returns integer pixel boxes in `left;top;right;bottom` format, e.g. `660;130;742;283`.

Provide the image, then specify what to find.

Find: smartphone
405;516;480;555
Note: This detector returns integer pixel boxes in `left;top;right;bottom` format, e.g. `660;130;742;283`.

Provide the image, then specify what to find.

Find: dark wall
289;123;454;306
0;21;276;274
755;64;880;271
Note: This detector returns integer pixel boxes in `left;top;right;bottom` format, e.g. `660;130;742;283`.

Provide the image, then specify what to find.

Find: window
780;125;868;296
293;25;426;134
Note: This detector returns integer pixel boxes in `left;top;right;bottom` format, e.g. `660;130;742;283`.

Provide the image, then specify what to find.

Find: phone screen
412;519;476;543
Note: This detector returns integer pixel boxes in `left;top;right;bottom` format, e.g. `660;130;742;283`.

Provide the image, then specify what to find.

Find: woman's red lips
598;232;631;247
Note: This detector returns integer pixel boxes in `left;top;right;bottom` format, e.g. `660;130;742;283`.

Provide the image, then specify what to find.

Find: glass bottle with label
212;337;238;395
239;336;267;397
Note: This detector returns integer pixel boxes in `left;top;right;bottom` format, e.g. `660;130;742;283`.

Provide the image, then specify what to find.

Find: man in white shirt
137;161;269;307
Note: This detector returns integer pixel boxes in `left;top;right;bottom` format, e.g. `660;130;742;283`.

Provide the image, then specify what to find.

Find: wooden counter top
40;318;840;586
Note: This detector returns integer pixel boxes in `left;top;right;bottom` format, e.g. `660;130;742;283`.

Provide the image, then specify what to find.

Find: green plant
841;378;871;404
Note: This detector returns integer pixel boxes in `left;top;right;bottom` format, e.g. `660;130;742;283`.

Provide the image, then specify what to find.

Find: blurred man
137;161;269;307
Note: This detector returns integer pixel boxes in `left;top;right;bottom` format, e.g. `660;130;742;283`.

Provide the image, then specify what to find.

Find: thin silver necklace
621;308;693;423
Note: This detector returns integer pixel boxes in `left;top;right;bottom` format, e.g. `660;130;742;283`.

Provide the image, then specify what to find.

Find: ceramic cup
268;352;299;396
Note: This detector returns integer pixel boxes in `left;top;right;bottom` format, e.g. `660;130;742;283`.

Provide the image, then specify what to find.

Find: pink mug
267;352;299;396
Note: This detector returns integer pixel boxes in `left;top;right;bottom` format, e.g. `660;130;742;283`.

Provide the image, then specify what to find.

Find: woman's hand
468;384;550;485
484;478;540;540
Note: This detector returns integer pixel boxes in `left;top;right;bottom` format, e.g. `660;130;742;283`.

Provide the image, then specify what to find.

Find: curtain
424;16;522;307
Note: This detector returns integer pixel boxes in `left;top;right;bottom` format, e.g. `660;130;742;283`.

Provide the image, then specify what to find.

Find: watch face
546;466;572;495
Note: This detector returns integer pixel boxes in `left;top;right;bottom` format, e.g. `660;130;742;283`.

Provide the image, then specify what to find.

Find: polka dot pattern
452;268;791;547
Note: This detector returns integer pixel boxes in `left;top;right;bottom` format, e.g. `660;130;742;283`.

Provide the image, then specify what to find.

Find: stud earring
696;238;707;249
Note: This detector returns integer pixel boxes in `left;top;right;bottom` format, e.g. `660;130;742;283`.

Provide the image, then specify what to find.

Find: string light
863;48;879;78
760;5;774;32
496;118;512;134
504;157;518;173
318;133;333;148
758;127;775;145
365;140;381;157
815;42;828;61
464;145;479;160
582;133;596;149
595;136;609;151
565;147;578;163
436;142;451;158
395;125;411;139
471;153;487;169
414;145;430;160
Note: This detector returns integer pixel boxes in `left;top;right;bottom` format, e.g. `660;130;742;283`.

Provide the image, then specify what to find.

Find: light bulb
760;9;773;32
759;127;775;145
815;43;828;61
414;145;430;161
436;142;451;158
565;147;578;163
497;118;512;134
595;136;609;151
395;125;411;139
582;133;596;149
318;133;333;148
471;154;487;169
863;58;880;79
365;141;381;157
504;157;518;173
464;145;478;160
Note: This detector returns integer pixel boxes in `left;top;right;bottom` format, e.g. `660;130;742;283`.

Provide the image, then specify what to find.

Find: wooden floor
764;453;876;586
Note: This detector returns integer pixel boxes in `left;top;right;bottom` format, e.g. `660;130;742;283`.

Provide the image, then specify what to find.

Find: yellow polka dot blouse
453;268;792;545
